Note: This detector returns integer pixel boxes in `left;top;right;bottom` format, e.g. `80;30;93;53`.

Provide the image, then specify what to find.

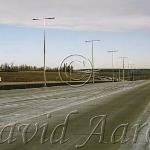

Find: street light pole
127;63;130;81
120;57;128;84
119;68;121;81
85;40;100;84
131;64;135;81
43;19;46;87
33;17;55;87
107;50;118;82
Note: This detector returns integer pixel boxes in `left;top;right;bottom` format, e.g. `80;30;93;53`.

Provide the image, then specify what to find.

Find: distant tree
0;63;73;72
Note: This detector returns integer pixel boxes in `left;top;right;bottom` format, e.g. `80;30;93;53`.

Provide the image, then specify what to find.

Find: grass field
0;71;89;82
0;69;150;82
0;71;64;82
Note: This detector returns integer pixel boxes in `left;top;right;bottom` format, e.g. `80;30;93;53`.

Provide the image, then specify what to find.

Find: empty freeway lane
0;81;150;150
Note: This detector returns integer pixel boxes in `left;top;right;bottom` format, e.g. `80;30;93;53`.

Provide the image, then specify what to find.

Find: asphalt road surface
0;80;150;150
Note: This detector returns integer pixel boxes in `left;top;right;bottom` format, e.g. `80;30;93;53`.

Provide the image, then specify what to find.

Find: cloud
0;0;150;31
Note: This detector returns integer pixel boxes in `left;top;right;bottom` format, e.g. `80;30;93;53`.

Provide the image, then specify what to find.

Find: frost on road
0;80;150;150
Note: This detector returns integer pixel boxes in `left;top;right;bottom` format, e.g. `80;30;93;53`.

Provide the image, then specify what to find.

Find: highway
0;81;143;125
0;80;150;150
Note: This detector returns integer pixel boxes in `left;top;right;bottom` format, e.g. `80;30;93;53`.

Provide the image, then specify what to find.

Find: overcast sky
0;0;150;69
0;0;150;31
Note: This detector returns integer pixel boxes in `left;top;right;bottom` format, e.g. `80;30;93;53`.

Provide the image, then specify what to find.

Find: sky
0;0;150;69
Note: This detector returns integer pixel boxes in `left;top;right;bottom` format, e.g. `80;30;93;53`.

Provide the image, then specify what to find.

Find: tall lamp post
85;40;100;84
107;50;118;82
120;57;128;84
33;17;55;87
130;64;135;81
119;68;121;81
